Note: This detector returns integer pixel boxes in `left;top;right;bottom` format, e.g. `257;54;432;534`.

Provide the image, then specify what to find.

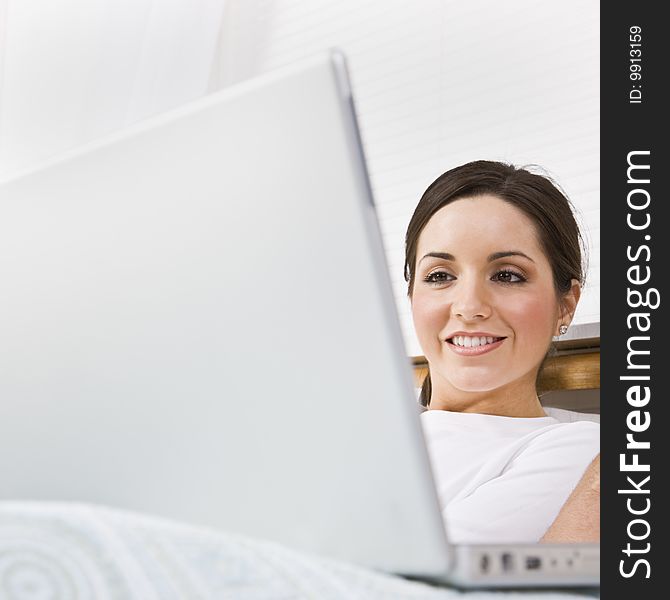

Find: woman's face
411;194;570;408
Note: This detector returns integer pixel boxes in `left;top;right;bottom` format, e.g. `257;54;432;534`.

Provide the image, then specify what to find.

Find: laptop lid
0;51;452;578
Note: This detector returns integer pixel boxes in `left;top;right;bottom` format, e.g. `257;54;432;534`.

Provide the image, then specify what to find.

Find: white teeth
452;335;500;347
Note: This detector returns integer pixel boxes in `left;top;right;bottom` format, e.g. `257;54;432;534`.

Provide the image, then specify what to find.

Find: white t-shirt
419;409;600;544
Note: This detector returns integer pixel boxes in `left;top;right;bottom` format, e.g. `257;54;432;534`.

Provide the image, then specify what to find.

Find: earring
559;324;568;335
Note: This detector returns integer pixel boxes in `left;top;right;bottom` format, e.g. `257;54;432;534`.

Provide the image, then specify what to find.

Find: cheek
411;292;448;344
508;293;558;342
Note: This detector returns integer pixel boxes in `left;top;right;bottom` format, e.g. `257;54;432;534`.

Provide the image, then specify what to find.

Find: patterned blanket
0;502;594;599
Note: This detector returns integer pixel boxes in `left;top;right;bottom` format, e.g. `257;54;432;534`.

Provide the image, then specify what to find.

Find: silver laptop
0;51;598;589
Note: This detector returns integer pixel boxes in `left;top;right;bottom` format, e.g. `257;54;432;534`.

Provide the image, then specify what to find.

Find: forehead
416;194;544;257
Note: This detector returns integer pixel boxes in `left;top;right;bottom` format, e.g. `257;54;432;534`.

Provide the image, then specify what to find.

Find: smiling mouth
447;335;506;348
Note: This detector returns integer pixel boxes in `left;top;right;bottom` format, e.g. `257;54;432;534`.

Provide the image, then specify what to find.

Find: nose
452;276;492;321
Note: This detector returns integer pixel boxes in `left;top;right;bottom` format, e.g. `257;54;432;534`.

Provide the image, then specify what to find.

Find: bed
0;501;598;599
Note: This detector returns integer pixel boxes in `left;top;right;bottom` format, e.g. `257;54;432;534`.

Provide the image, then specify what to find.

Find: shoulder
531;419;599;447
515;420;599;472
543;406;600;425
547;419;600;439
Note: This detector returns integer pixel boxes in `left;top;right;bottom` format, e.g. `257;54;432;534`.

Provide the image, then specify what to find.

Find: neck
427;374;546;418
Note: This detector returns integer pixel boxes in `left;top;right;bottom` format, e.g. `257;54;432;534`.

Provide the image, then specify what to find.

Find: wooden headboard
411;343;600;394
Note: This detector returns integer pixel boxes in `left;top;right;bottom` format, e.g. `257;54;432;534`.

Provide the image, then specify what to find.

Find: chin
429;354;528;394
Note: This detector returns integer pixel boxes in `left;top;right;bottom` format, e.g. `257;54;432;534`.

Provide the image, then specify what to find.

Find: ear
556;279;581;335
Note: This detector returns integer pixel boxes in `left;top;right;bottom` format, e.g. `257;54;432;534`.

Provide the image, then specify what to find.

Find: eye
423;270;454;285
492;269;527;284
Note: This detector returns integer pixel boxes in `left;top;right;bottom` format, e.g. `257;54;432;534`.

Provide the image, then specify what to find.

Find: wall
210;0;600;357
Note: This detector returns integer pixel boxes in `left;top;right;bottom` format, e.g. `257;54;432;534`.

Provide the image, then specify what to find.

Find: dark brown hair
404;160;586;407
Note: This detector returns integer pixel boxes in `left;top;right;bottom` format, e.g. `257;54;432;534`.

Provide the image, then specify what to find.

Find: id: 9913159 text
629;26;642;104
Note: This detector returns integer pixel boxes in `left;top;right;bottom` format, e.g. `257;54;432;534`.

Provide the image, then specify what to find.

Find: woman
404;160;599;544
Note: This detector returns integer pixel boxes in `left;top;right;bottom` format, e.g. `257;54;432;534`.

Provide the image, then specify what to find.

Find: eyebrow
487;251;535;263
419;252;455;263
419;250;535;264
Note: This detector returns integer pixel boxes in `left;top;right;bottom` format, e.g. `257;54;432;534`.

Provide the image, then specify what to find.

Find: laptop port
501;553;514;572
480;554;490;573
526;556;542;570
